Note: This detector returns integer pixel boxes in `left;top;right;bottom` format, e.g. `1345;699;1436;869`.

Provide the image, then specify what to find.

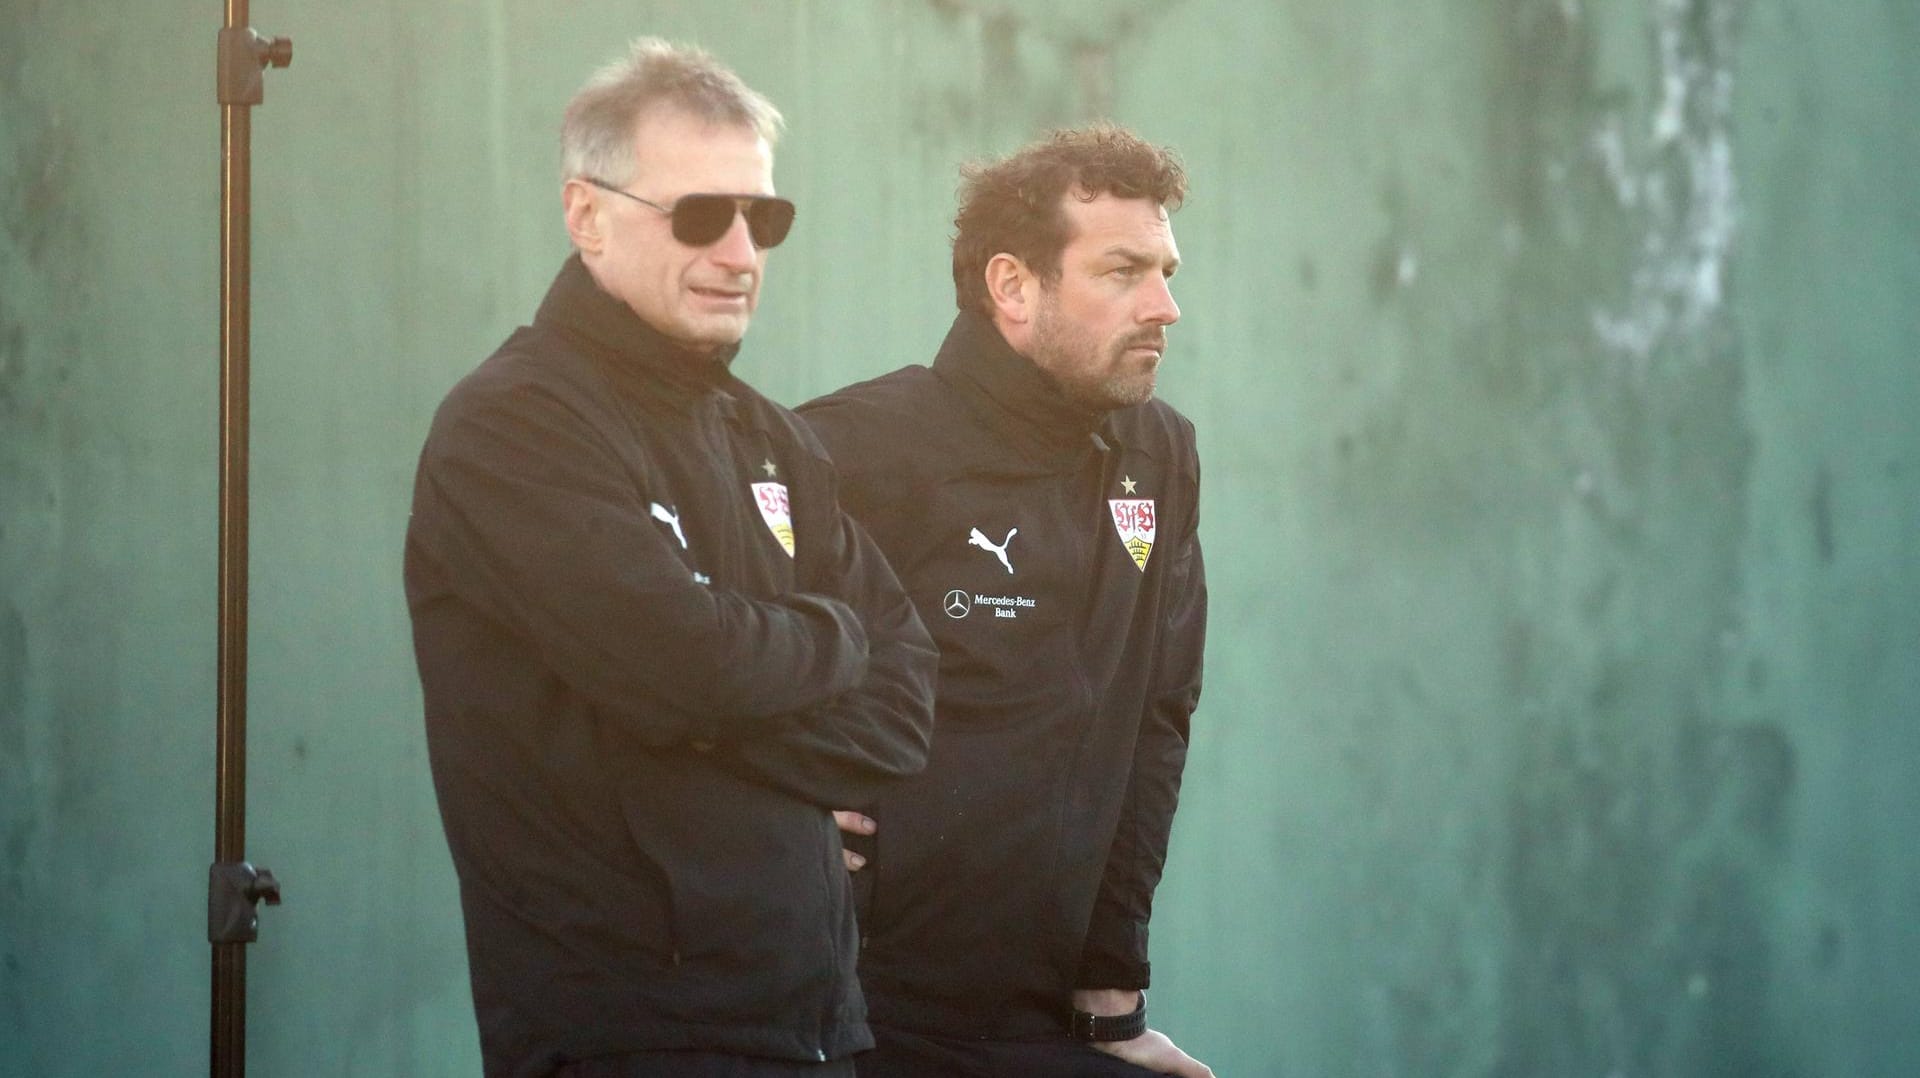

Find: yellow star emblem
762;459;778;478
1120;475;1137;494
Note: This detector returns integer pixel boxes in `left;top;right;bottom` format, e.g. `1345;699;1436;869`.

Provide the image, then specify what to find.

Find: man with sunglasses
800;127;1212;1078
405;39;936;1078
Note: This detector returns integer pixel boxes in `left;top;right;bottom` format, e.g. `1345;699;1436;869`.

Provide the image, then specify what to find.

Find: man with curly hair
802;126;1212;1078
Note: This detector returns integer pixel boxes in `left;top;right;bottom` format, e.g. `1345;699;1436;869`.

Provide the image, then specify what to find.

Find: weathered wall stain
1589;0;1748;365
1482;1;1793;1075
2;7;113;1068
0;599;30;1044
0;601;28;849
1809;464;1835;564
903;0;1189;147
0;294;23;421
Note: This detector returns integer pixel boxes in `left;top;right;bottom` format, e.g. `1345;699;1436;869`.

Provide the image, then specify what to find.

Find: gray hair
560;37;784;185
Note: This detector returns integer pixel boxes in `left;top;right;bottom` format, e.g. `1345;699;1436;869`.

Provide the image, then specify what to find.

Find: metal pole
212;0;252;1060
211;4;288;1073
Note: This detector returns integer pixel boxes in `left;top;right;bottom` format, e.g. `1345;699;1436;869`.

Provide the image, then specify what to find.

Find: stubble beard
1031;305;1160;412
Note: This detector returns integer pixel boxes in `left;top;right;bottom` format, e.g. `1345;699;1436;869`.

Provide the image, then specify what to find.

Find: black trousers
559;1051;856;1078
855;1027;1168;1078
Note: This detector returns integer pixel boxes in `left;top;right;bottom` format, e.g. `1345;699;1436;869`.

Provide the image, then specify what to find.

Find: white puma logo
649;502;687;549
968;527;1018;574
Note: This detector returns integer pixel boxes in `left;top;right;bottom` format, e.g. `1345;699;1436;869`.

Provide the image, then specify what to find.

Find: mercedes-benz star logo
943;589;972;619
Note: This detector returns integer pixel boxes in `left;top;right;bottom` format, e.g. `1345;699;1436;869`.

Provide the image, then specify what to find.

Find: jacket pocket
614;749;844;1019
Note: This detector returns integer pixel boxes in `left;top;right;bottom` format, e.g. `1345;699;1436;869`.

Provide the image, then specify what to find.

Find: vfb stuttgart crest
752;482;795;558
1109;498;1156;572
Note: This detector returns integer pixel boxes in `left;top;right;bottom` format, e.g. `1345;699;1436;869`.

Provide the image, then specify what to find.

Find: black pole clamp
217;27;293;107
208;862;282;944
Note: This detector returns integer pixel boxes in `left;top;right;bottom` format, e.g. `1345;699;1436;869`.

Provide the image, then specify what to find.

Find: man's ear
562;180;604;255
984;253;1035;327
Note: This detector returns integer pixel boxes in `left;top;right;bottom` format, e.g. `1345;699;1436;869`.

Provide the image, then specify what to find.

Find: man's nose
708;210;759;271
1141;274;1180;326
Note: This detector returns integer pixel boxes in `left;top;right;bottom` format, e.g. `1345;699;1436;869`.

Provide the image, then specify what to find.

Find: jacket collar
931;310;1114;457
534;253;741;402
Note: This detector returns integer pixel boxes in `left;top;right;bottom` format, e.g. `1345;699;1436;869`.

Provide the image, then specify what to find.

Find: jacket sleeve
407;376;870;746
709;448;939;808
1077;481;1207;990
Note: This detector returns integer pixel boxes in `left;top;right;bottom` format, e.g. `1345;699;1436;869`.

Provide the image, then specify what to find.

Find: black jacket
799;312;1207;1040
404;256;937;1076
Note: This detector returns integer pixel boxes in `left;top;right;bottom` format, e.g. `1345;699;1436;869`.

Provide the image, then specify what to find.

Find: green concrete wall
3;2;1915;1074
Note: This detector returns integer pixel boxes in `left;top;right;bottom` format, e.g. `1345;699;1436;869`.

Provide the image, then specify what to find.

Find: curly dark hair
952;124;1186;317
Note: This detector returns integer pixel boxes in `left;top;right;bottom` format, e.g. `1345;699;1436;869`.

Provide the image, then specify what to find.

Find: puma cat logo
649;502;687;550
967;527;1017;574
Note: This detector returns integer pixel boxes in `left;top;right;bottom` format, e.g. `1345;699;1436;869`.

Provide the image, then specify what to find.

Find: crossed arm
411;378;934;795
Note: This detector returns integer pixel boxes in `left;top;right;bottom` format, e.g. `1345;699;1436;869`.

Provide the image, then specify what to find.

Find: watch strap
1068;991;1147;1042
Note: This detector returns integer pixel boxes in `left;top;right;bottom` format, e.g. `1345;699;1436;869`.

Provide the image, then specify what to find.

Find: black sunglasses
585;178;796;249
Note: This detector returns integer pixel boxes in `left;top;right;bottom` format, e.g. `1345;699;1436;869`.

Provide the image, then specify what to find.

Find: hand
1073;990;1214;1078
833;810;873;872
1092;1029;1215;1078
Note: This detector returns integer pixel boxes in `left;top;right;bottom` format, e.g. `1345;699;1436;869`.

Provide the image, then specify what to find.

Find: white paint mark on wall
1590;0;1744;364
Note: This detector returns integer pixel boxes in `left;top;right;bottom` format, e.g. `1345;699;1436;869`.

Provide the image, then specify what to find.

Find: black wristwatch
1068;991;1147;1042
